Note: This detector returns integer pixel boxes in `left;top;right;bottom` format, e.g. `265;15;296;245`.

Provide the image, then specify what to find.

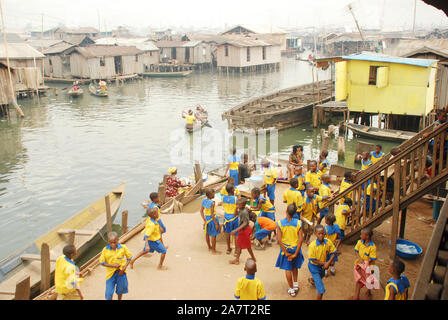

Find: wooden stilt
40;242;51;292
390;162;401;259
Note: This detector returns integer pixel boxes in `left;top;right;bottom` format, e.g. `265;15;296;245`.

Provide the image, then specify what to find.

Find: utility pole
348;3;364;51
97;9;101;35
41;13;44;86
412;0;417;35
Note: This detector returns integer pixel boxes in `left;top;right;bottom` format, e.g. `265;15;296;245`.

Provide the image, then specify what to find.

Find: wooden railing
320;121;448;257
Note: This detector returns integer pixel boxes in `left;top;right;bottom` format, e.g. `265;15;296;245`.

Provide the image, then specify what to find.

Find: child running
323;214;341;276
200;188;221;255
230;208;256;264
282;177;303;219
261;158;278;206
317;174;332;224
384;258;410;300
222;184;239;255
293;166;306;196
234;259;266;300
350;227;377;300
275;204;304;297
130;207;168;270
99;232;133;300
307;225;337;300
251;214;277;250
147;192;167;248
318;150;330;174
305;160;322;189
55;244;84;300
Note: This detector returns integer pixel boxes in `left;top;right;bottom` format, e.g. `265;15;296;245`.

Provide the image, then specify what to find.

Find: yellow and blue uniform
305;169;322;189
254;195;276;221
294;173;306;196
275;218;304;271
264;165;278;201
282;187;303;219
339;178;353;204
324;225;341;254
361;159;373;171
234;275;266;300
302;193;321;222
370;151;385;165
185;114;196;125
55;255;82;300
335;203;350;239
228;155;241;187
221;185;240;197
143;217;167;254
223;195;239;233
317;182;331;217
99;243;133;300
384;275;410;300
202;198;219;237
254;216;277;241
148;202;166;233
365;181;378;212
430;120;448;154
308;238;337;295
319;159;330;174
354;239;377;265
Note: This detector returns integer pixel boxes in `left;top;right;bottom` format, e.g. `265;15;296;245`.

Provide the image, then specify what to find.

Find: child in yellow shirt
55;244;83;300
305;160;322;189
234;259;266;300
316;174;332;224
302;187;322;244
282;177;303;219
293;166;306;196
384;258;410;300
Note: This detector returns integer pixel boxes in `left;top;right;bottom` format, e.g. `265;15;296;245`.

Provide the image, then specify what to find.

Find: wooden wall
217;44;281;68
0;67;14;104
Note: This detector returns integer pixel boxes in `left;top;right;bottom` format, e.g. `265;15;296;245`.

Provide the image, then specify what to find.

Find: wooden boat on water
0;183;126;300
68;88;83;97
344;122;417;142
185;110;209;133
89;83;108;97
142;70;193;78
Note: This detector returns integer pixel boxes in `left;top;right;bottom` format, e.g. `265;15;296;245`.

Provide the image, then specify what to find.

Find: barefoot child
99;232;133;300
293;166;306;197
130;208;167;270
234;259;266;300
384;258;410;300
305;160;322;189
317;174;332;224
200;188;221;254
307;225;337;300
230;208;256;264
251;214;277;250
282;177;303;219
147;192;167;246
55;244;84;300
323;214;341;276
318;150;330;174
351;227;377;300
222;184;239;255
275;204;304;297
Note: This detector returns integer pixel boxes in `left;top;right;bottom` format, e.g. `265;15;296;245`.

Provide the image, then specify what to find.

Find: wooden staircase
320;120;448;256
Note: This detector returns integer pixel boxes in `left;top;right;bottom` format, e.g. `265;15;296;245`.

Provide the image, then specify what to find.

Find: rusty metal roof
0;43;45;59
74;45;144;57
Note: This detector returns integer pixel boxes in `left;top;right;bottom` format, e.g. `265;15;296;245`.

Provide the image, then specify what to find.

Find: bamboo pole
0;0;24;117
40;243;51;292
41;13;44;86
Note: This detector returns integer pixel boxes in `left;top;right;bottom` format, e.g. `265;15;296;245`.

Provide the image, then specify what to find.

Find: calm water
0;57;398;261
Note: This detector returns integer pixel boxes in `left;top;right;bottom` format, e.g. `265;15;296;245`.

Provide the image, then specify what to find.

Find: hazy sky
2;0;448;32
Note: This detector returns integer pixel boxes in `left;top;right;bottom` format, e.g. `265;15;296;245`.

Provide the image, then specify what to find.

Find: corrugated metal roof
0;43;45;59
219;39;274;47
384;39;448;58
43;42;76;55
0;33;24;43
222;24;286;35
74;45;144;57
156;40;203;48
342;53;438;67
95;38;159;51
27;39;65;49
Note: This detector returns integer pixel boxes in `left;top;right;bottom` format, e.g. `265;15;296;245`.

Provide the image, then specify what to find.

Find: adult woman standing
288;145;304;179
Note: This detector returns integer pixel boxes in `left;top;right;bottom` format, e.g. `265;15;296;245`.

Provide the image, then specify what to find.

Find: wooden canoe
344;122;417;142
68;88;83;97
142;70;193;78
186;111;208;133
0;183;126;300
89;83;108;97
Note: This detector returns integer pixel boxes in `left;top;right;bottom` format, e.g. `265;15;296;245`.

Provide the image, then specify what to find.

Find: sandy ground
79;183;436;300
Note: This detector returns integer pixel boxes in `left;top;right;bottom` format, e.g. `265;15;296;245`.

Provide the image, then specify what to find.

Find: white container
248;175;263;189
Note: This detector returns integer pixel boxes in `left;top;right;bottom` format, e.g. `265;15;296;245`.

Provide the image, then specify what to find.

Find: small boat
0;183;126;300
142;70;193;78
89;83;108;97
68;88;83;97
185;110;208;133
344;122;417;142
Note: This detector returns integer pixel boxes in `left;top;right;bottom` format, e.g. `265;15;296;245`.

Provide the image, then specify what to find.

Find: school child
318;150;330;174
317;174;332;224
305;160;322;189
234;259;266;300
307;225;337;300
293;166;306;196
147;192;167;246
55;244;84;300
130;208;167;270
99;232;133;300
220;177;240;197
282;178;303;219
222;184;239;255
302;187;321;245
323;214;341;276
261;158;278;206
251;187;276;222
251;214;277;250
364;180;378;214
230;209;257;264
384;258;410;300
200;188;221;255
335;198;355;240
350;227;377;300
339;171;354;205
360;151;373;171
370;144;385;165
225;148;241;187
275;204;304;297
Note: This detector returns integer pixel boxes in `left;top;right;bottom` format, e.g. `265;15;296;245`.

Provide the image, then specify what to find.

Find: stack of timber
221;80;333;131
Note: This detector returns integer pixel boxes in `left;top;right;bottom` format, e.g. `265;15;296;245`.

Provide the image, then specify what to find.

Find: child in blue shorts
221;184;239;255
200;188;221;255
308;224;337;300
130;207;168;270
99;232;133;300
261;158;277;206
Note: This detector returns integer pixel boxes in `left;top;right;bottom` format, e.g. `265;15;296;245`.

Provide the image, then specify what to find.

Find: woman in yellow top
275;204;304;297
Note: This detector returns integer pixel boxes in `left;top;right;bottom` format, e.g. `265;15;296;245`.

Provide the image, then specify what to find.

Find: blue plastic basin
390;239;423;260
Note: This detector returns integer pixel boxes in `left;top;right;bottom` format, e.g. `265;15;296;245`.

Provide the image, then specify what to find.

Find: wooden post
121;210;128;235
105;195;112;234
68;230;75;246
14;275;30;300
313;106;318;128
390;162;401;259
158;175;168;205
399;208;407;239
337;136;345;160
40;242;51;292
194;162;202;183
